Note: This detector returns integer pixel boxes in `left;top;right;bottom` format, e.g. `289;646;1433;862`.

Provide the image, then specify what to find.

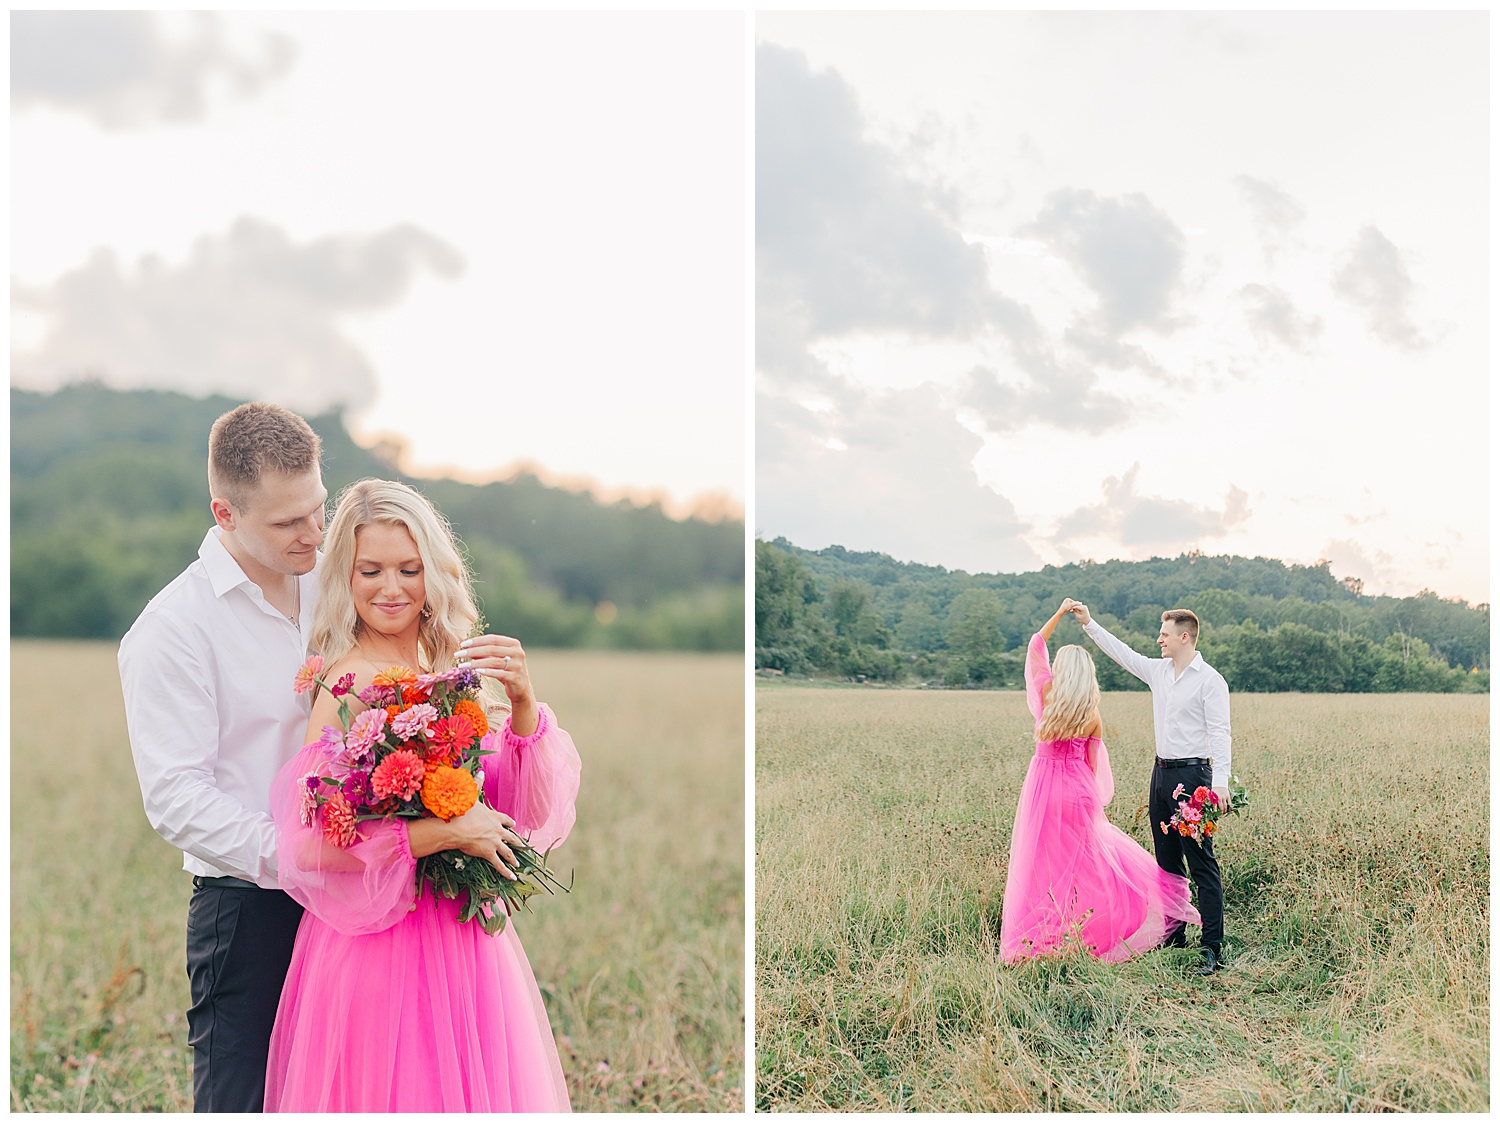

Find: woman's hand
458;633;538;736
408;802;525;879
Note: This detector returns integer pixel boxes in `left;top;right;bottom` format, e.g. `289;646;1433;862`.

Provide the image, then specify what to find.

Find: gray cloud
756;42;1132;439
1240;284;1323;354
1024;187;1187;338
12;11;294;129
12;217;464;412
1234;175;1306;234
1055;464;1250;553
756;383;1039;575
756;42;1029;347
1331;225;1433;350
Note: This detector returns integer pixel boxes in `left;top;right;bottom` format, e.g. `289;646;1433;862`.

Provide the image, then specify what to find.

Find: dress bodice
1034;735;1100;761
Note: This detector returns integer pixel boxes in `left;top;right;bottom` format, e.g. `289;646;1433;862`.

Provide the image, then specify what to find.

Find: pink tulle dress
264;703;581;1112
999;635;1199;963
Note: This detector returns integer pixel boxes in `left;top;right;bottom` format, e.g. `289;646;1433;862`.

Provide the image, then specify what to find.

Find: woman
264;479;580;1111
999;598;1198;963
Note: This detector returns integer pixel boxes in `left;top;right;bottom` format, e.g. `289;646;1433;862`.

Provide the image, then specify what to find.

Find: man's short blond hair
208;403;322;510
1162;608;1200;644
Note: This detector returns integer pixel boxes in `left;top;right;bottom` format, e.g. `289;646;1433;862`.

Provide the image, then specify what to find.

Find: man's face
1157;619;1193;659
217;470;327;576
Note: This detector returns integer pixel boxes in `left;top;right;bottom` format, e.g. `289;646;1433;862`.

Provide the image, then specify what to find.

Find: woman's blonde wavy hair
1038;644;1101;741
309;478;509;714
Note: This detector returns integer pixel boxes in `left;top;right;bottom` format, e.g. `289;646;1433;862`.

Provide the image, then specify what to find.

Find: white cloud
12;218;463;413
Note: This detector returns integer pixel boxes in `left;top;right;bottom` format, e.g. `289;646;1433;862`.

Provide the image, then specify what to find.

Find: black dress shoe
1193;947;1224;975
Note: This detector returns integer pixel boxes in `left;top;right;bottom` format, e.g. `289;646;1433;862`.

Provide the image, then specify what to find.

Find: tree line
756;538;1489;693
12;384;743;651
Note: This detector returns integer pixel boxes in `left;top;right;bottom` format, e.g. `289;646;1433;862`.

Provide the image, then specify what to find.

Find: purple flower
331;673;356;698
358;684;394;708
453;667;480;691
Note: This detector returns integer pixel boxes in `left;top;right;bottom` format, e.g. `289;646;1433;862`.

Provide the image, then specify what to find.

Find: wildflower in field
371;750;426;801
421;765;478;820
293;656;324;695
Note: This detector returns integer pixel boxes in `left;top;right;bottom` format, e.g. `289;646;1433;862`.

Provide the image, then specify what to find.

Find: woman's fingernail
460;638;474;649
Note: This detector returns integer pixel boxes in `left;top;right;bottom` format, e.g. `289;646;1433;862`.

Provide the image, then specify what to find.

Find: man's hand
1213;787;1231;810
1070;602;1092;626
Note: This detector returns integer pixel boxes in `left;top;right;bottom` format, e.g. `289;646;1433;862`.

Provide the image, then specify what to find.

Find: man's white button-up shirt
1083;618;1233;789
119;527;321;888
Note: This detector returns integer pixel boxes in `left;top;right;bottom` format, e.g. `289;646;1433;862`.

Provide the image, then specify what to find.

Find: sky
12;11;746;516
755;12;1489;603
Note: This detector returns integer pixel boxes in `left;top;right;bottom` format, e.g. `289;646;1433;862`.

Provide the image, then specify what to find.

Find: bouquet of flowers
1162;776;1250;844
292;655;569;935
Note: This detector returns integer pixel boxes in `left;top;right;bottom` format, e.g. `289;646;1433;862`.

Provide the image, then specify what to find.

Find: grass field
11;641;744;1112
755;684;1488;1112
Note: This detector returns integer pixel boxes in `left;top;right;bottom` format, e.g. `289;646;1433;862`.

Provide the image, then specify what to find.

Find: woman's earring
420;603;433;618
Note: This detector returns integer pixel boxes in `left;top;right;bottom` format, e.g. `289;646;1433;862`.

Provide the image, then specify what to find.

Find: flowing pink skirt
265;891;570;1112
1000;738;1199;963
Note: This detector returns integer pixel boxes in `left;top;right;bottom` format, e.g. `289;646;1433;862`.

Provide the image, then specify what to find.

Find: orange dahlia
452;699;489;738
371;749;426;801
420;766;478;821
321;792;358;848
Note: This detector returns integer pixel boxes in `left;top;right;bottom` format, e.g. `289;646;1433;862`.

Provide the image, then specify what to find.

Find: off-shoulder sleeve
482;703;581;853
270;740;417;936
1091;738;1115;806
1024;632;1053;724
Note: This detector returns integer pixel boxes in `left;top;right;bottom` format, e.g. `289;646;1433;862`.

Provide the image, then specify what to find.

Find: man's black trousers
1149;758;1224;953
185;880;304;1112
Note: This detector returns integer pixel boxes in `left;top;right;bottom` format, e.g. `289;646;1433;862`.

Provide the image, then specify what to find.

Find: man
1071;603;1232;975
119;403;329;1111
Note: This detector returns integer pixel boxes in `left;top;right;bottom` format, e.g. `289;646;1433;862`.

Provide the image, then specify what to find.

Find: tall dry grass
755;686;1487;1111
11;641;744;1112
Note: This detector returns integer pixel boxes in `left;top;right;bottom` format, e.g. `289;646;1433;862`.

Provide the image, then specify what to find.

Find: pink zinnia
298;774;320;826
321;792;358;847
293;656;324;695
392;703;439;741
370;750;426;801
1192;786;1211;805
347;708;388;755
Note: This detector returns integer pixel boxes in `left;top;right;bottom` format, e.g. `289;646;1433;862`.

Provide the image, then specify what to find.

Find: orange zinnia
421;766;478;821
452;699;489;738
373;666;418;688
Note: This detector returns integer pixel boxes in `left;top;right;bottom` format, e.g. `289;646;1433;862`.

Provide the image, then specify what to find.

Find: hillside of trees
12;384;743;650
757;538;1488;693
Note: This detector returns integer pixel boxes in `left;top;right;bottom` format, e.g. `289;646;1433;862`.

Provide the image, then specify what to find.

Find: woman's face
351;521;426;639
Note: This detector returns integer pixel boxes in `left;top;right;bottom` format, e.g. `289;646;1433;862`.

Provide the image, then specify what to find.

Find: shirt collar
199;527;257;599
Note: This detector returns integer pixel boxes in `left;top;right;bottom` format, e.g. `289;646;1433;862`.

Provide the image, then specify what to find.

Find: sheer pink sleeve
1091;738;1115;806
1025;632;1053;725
483;703;581;853
270;740;418;936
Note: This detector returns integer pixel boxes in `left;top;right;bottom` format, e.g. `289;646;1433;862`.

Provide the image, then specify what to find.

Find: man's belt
1155;756;1212;769
191;875;261;890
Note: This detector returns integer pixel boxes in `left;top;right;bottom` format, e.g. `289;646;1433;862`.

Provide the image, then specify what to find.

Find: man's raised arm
1072;604;1155;684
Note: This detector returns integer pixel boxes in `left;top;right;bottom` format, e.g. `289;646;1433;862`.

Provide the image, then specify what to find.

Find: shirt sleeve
118;609;281;887
1204;672;1233;789
1083;619;1155;684
483;703;581;854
